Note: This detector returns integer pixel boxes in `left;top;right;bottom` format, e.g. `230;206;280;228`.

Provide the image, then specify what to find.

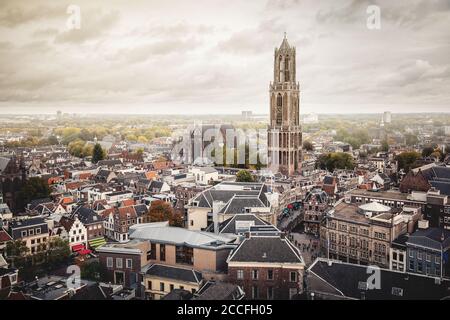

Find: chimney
213;210;219;234
418;220;429;230
212;201;224;234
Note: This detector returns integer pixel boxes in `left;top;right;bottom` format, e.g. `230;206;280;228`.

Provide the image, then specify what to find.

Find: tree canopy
421;146;434;157
236;170;254;182
17;177;51;210
317;152;355;171
396;151;421;173
92;143;105;163
303;140;314;151
144;200;183;227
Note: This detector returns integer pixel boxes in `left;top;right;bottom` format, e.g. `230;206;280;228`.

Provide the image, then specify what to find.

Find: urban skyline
1;0;450;306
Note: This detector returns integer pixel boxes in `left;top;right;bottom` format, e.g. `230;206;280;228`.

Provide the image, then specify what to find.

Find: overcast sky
0;0;449;114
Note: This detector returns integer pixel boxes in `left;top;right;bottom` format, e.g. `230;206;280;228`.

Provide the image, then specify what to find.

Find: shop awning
88;237;107;249
78;249;92;255
72;244;85;252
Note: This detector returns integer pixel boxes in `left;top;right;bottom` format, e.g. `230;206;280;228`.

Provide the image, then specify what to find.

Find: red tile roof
0;230;12;242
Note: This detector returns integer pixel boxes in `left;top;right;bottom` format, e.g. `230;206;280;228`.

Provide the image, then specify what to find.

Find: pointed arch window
276;93;282;125
276;93;282;107
285;56;290;82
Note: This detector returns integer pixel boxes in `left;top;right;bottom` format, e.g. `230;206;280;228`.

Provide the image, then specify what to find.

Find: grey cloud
32;28;59;38
136;22;216;38
118;37;202;64
54;10;119;44
0;4;66;27
0;0;448;113
378;60;450;87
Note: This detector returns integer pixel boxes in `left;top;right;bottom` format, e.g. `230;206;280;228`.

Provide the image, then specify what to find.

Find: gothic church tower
268;34;302;176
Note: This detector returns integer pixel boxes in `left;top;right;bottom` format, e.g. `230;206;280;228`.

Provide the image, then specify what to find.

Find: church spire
279;32;290;51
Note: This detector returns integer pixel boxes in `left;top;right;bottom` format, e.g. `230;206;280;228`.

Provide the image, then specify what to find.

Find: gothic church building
268;35;302;176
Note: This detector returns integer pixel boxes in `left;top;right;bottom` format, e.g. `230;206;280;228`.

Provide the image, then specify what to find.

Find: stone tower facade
268;35;302;176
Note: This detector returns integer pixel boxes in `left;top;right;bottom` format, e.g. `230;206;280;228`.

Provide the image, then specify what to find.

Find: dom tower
268;34;302;176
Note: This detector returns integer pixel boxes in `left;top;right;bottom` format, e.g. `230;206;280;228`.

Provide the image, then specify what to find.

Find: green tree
236;170;254;182
5;240;30;268
92;143;105;163
422;146;434;157
81;261;106;281
317;152;355;171
68;139;86;157
47;135;59;145
303;140;314;151
405;134;418;146
395;151;421;173
381;139;389;152
46;237;71;265
17;177;51;210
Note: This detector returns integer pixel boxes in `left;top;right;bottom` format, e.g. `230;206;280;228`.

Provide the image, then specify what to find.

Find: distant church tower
268;34;302;176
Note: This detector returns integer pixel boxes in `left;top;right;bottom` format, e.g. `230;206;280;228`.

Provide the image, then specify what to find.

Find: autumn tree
144;200;183;227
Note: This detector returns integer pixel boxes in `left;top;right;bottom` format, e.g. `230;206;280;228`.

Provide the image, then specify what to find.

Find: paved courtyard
288;231;321;266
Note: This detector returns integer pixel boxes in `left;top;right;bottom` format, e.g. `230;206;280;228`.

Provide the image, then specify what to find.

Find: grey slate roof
9;217;47;229
98;159;122;167
133;204;148;217
145;264;202;284
219;196;266;214
194;281;244;300
305;188;328;203
0;157;10;172
417;165;450;195
72;206;102;225
219;214;269;234
149;180;164;191
161;289;193;300
228;235;304;264
193;182;269;211
323;176;337;185
407;228;450;251
96;169;112;178
308;259;450;300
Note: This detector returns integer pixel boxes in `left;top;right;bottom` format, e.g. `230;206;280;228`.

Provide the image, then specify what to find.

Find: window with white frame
116;258;123;268
237;270;244;279
107;257;113;268
126;259;133;269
